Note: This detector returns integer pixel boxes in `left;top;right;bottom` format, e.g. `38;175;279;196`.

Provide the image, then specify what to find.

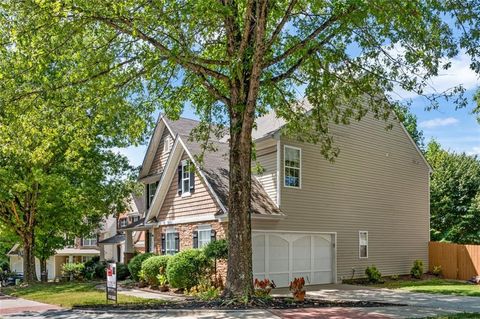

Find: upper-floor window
359;231;368;258
119;218;128;228
178;160;194;196
82;236;97;246
148;181;158;207
284;146;301;188
131;215;140;223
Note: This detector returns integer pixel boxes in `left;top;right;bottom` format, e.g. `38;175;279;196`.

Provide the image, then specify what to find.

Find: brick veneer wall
153;221;228;283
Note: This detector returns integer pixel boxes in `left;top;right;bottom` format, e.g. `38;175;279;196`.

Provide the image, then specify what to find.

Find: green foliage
203;239;228;261
167;249;211;289
390;274;399;281
411;260;424;279
157;273;168;287
128;253;155;282
141;255;171;286
365;265;382;283
426;141;480;244
62;263;85;281
187;278;221;301
116;263;130;281
94;263;107;280
432;265;443;277
393;105;424;150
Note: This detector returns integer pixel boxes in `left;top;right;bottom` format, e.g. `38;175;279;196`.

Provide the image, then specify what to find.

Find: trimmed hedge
141;255;171;286
128;253;155;281
166;249;210;289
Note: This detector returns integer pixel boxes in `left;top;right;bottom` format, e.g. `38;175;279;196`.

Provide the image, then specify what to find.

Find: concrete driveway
273;283;480;318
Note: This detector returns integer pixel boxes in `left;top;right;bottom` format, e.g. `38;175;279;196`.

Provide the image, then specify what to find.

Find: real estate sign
106;262;117;303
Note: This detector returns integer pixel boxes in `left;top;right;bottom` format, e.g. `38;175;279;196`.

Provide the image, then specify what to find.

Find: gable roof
144;117;284;223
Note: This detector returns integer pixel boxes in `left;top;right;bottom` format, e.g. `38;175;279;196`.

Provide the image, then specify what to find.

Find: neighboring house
7;237;100;281
98;195;147;263
117;103;431;288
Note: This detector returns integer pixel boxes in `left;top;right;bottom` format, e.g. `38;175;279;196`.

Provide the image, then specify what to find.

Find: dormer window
82;236;97;247
147;181;159;208
284;145;301;188
119;218;128;228
178;160;195;196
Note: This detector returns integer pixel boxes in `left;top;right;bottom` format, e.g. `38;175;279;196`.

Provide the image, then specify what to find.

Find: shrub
254;278;275;297
141;255;171;287
116;263;130;280
432;265;442;277
94;262;107;279
390;274;399;281
62;263;85;280
411;260;424;279
203;239;228;260
167;249;210;289
128;253;155;281
365;265;381;283
187;278;221;301
0;260;10;272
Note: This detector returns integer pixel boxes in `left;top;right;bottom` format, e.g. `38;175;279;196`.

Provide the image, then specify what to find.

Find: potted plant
157;273;169;292
289;277;306;302
254;278;275;297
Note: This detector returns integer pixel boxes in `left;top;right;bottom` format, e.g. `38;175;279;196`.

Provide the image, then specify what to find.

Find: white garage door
252;232;335;287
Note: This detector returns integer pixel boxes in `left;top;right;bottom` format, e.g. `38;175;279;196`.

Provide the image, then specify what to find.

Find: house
98;194;147;262
122;104;430;287
8;237;100;281
8;195;146;280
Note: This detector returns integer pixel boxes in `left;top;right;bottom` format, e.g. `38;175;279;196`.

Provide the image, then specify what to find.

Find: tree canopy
1;0;479;294
426;140;480;244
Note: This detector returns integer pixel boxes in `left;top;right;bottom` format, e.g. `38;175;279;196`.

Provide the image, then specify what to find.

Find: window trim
359;231;368;259
181;160;191;197
119;218;128;228
283;145;302;189
163;135;171;153
148;182;158;207
82;236;97;247
197;225;212;248
165;229;176;255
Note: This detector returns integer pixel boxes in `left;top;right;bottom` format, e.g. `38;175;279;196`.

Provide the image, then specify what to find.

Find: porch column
124;230;134;264
68;255;73;263
99;245;105;261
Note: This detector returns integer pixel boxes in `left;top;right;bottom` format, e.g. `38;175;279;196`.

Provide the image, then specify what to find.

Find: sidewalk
0;294;62;316
95;284;185;301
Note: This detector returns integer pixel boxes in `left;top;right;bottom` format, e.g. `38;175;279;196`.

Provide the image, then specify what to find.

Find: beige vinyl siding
253;113;429;281
159;153;220;220
254;142;278;205
149;129;174;176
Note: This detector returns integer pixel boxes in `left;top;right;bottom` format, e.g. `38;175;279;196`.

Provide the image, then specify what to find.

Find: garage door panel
253;232;335;287
292;236;311;271
268;235;289;273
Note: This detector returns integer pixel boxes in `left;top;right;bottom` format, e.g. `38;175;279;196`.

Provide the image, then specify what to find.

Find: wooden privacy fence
429;241;480;280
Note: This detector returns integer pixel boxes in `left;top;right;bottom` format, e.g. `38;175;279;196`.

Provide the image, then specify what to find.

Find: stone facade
153;220;228;282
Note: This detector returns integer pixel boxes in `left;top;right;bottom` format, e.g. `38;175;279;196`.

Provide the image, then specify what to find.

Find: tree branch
265;0;298;49
263;5;356;68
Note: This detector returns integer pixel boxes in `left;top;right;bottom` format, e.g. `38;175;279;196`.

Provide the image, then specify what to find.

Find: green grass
375;279;480;297
417;313;480;319
1;281;168;307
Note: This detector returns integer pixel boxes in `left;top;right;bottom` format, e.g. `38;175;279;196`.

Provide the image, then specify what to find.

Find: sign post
106;262;117;303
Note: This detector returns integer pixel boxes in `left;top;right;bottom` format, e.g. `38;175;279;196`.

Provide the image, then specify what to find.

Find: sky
117;40;480;169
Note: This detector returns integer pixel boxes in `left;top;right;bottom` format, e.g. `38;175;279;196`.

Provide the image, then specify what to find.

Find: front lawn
418;313;480;319
1;281;168;307
375;279;480;297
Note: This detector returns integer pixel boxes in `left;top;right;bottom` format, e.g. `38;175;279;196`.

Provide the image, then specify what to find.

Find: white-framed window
163;135;172;153
148;182;158;206
198;225;211;248
166;230;176;255
359;231;368;258
181;160;191;196
119;218;128;228
149;231;155;253
284;145;301;188
131;215;140;223
82;236;97;247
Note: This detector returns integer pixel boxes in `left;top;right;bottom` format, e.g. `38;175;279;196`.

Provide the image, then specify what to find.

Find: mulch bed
73;297;405;311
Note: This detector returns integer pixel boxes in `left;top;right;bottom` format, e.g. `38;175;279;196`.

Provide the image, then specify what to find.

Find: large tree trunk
22;232;38;283
225;113;254;297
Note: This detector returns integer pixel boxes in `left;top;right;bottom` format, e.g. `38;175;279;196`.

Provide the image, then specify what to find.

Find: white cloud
467;146;480;156
385;48;480;100
419;117;459;129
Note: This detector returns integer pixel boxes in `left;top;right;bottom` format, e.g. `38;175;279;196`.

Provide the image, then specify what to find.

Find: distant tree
426;140;480;244
0;225;18;270
394;105;425;151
